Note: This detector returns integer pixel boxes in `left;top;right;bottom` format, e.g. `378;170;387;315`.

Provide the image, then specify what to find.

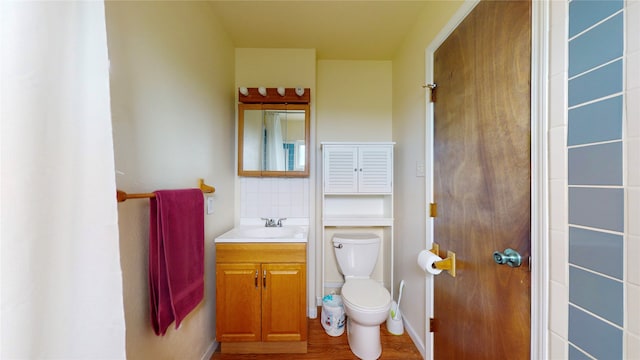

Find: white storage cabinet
321;142;395;298
323;144;393;194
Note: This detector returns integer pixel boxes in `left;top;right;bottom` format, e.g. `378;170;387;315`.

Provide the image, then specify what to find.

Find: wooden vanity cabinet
215;243;307;354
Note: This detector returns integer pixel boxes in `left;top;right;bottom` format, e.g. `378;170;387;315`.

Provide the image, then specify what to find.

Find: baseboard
308;305;318;319
201;340;218;360
221;341;307;354
403;319;426;359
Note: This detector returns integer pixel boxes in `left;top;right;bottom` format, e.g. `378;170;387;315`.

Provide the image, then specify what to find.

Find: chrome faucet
261;217;287;227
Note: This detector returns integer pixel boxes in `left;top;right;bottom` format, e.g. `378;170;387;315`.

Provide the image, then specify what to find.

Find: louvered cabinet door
357;145;393;193
323;146;359;193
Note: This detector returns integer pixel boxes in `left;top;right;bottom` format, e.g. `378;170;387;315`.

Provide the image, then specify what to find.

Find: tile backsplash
566;0;625;358
239;177;309;219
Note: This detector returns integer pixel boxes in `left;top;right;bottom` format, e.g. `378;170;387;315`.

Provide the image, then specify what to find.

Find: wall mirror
238;98;310;177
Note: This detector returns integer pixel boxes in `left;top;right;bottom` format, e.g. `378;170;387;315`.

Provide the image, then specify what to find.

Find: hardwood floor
210;308;423;359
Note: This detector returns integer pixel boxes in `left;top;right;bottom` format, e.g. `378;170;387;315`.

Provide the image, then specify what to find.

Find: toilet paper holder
430;243;456;277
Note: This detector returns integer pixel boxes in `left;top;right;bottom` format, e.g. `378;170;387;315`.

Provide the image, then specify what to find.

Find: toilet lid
342;279;390;311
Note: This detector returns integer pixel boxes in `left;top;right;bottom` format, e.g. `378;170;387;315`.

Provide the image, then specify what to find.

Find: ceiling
208;1;434;60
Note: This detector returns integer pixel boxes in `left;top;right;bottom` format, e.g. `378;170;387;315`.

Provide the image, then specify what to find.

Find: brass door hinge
429;318;438;332
429;203;437;218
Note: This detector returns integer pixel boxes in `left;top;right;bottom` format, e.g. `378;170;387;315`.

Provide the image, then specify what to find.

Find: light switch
206;196;214;214
416;162;425;177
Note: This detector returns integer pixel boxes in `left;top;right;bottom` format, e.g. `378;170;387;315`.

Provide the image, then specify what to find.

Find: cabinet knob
255;270;258;288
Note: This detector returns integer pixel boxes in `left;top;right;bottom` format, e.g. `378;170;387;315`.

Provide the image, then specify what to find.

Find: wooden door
216;263;261;342
262;263;307;342
432;1;531;359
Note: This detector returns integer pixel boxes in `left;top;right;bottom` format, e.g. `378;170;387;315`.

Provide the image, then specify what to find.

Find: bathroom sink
214;225;307;243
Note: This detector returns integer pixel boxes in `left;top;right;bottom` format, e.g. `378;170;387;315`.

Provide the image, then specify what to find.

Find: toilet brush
392;280;405;320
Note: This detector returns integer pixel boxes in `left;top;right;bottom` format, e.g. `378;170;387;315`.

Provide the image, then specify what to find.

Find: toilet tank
332;233;380;278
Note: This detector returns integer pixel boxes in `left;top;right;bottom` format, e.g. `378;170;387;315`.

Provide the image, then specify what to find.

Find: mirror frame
238;102;310;177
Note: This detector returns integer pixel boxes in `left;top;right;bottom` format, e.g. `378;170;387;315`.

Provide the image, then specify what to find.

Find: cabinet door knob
263;269;267;288
255;270;258;288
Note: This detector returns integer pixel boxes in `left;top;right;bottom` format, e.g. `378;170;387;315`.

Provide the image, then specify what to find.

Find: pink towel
149;189;204;336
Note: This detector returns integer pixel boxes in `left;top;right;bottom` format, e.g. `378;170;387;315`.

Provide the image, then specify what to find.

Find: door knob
493;248;522;267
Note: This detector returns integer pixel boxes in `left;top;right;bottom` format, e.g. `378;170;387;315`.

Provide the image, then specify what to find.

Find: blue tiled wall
567;0;625;359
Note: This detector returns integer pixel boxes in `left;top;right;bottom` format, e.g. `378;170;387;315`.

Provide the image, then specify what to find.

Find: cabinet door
216;263;261;342
358;145;393;193
323;146;358;193
262;263;307;342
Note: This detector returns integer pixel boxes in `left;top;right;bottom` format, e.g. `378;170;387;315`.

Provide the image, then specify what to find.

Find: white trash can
321;294;345;336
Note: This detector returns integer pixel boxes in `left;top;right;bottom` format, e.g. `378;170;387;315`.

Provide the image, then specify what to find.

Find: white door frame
423;1;549;359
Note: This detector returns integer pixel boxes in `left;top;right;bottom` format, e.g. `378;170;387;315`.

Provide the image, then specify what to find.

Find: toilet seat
342;279;390;313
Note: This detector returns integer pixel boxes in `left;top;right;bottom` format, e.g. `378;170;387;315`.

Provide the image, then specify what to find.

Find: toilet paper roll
417;249;443;275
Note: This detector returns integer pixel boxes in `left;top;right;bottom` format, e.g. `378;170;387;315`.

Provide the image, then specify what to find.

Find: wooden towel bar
116;178;215;203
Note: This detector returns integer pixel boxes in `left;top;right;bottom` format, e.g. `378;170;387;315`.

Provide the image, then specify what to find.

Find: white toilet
333;234;391;360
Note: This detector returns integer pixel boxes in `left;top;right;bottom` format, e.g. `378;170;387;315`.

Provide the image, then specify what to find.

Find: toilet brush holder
386;301;404;335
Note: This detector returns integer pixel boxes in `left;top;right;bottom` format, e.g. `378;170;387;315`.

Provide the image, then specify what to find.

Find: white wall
235;54;394;314
105;2;235;358
391;0;465;356
235;47;317;315
315;59;393;303
235;48;317;224
316;60;392;142
547;2;570;356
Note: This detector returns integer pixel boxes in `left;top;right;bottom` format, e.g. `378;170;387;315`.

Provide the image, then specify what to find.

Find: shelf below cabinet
323;217;394;227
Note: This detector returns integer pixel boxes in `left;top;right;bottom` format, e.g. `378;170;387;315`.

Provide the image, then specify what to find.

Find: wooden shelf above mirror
238;87;310;104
